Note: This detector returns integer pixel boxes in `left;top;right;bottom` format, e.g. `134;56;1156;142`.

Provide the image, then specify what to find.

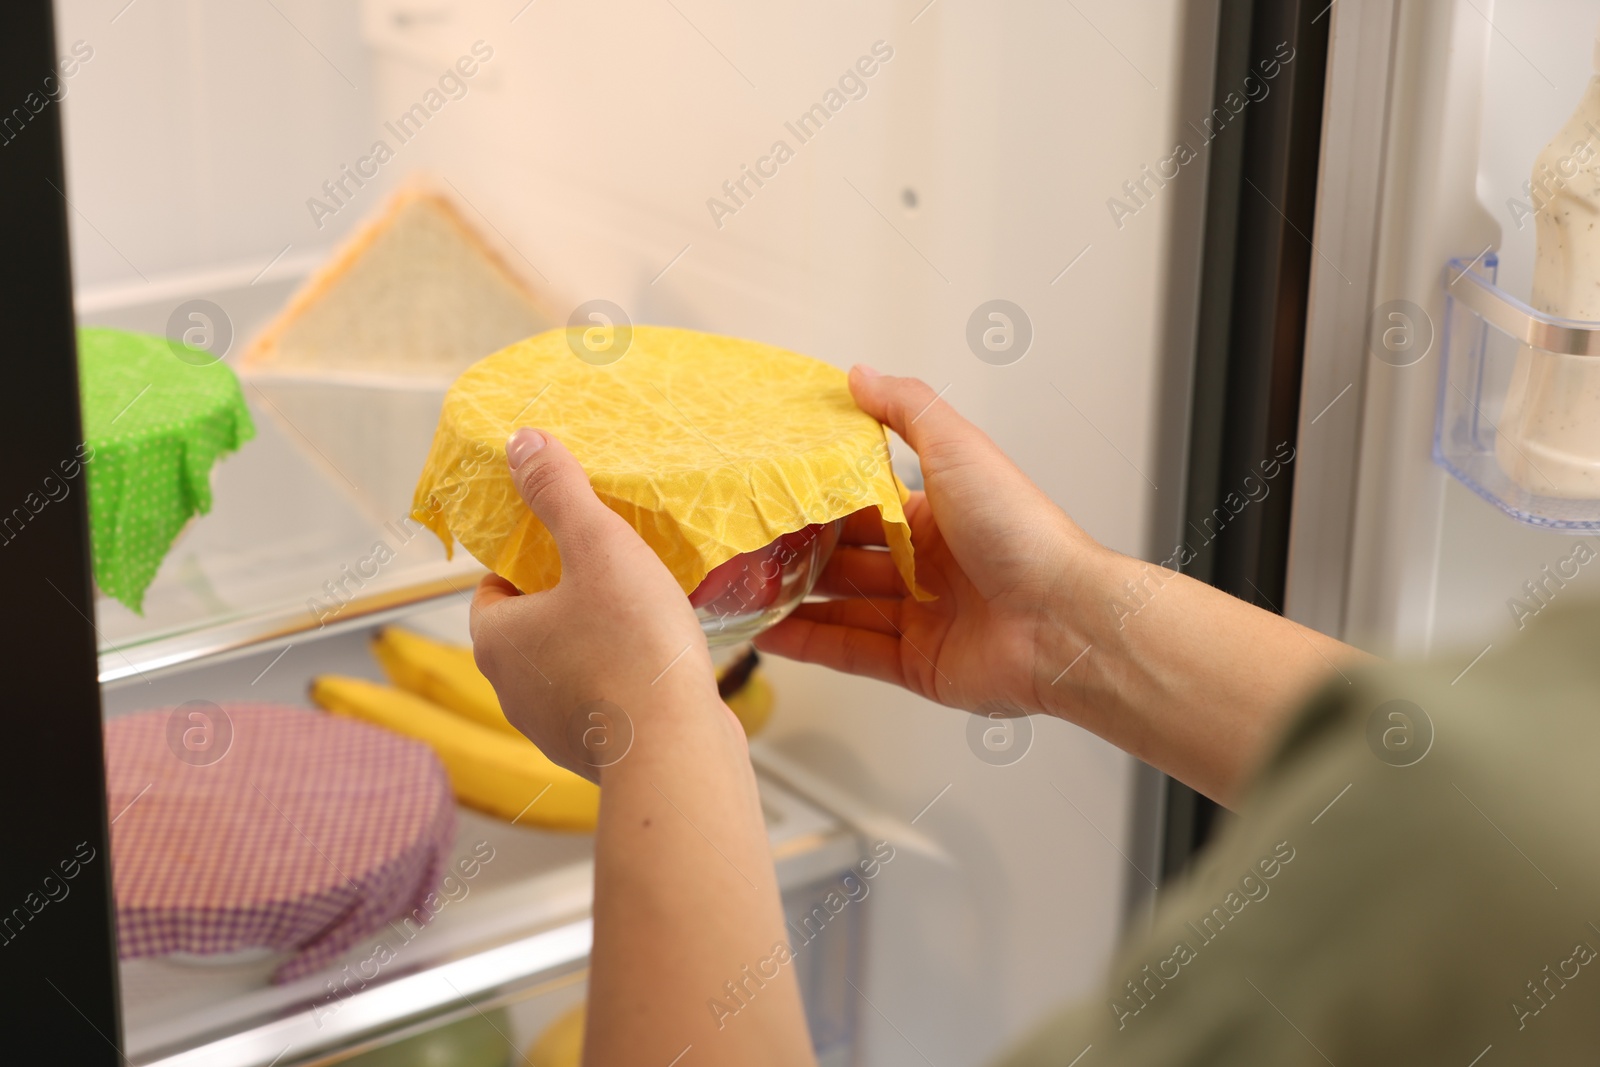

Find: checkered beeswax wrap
105;703;456;983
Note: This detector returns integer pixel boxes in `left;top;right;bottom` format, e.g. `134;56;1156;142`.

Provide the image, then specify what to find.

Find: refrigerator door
1290;0;1600;658
0;7;121;1065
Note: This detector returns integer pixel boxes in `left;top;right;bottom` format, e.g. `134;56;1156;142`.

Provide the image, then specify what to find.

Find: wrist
592;682;743;788
1030;541;1142;722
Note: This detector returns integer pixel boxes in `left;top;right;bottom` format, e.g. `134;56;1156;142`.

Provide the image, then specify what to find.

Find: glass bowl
690;520;843;645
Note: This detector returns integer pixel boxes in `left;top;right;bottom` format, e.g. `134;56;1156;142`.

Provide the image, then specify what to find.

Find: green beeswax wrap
77;327;255;613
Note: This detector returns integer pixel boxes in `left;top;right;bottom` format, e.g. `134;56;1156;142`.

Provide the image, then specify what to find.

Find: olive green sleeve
995;604;1600;1066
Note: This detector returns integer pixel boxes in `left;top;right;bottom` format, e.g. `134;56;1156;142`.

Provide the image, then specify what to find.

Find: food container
690;520;843;644
412;326;924;646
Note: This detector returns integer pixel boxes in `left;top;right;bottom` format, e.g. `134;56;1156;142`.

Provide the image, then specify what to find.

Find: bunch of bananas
310;629;774;832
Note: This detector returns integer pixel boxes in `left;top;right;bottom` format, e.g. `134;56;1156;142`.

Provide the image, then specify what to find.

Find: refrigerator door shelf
1435;254;1600;529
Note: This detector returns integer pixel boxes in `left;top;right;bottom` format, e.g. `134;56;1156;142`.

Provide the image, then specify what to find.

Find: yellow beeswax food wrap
412;326;925;599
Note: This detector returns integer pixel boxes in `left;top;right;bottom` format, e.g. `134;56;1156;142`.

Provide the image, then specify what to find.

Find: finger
474;573;521;607
837;506;890;547
848;365;996;462
505;428;626;561
811;547;906;599
786;597;903;636
754;615;906;688
469;573;521;646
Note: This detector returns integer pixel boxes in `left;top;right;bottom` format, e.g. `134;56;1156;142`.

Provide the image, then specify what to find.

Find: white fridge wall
56;2;1207;1063
53;0;382;288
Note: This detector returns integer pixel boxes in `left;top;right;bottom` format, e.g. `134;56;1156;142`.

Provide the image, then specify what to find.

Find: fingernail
506;428;546;470
853;364;882;379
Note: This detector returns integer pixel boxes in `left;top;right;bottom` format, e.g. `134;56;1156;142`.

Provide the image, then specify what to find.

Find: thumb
848;365;992;460
506;428;618;558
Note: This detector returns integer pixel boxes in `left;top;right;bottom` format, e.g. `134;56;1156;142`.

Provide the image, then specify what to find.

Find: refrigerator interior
54;1;1218;1063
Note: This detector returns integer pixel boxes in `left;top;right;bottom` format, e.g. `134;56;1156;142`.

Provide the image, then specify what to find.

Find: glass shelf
99;605;867;1067
1434;254;1600;529
124;768;862;1067
79;266;487;686
92;393;489;686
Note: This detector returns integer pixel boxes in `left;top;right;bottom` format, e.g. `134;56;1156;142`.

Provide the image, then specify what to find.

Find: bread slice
243;184;556;378
240;182;559;523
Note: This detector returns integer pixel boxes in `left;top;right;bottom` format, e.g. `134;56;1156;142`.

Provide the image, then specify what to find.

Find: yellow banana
372;627;521;736
310;675;599;831
724;667;774;737
376;627;776;738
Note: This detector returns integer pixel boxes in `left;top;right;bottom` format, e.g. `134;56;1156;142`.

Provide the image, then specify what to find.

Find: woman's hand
758;368;1367;807
471;428;815;1067
756;367;1113;718
470;428;726;782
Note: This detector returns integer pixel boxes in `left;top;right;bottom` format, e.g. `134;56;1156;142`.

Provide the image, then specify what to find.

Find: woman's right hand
755;366;1113;718
757;366;1367;806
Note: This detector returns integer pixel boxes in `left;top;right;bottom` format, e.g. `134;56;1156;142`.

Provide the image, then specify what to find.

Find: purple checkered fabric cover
106;703;455;983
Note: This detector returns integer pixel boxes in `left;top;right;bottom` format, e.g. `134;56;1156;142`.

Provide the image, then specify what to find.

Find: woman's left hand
470;427;725;782
471;427;815;1067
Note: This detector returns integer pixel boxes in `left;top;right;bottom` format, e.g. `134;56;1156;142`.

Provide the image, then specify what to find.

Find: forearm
584;684;816;1067
1037;550;1370;807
